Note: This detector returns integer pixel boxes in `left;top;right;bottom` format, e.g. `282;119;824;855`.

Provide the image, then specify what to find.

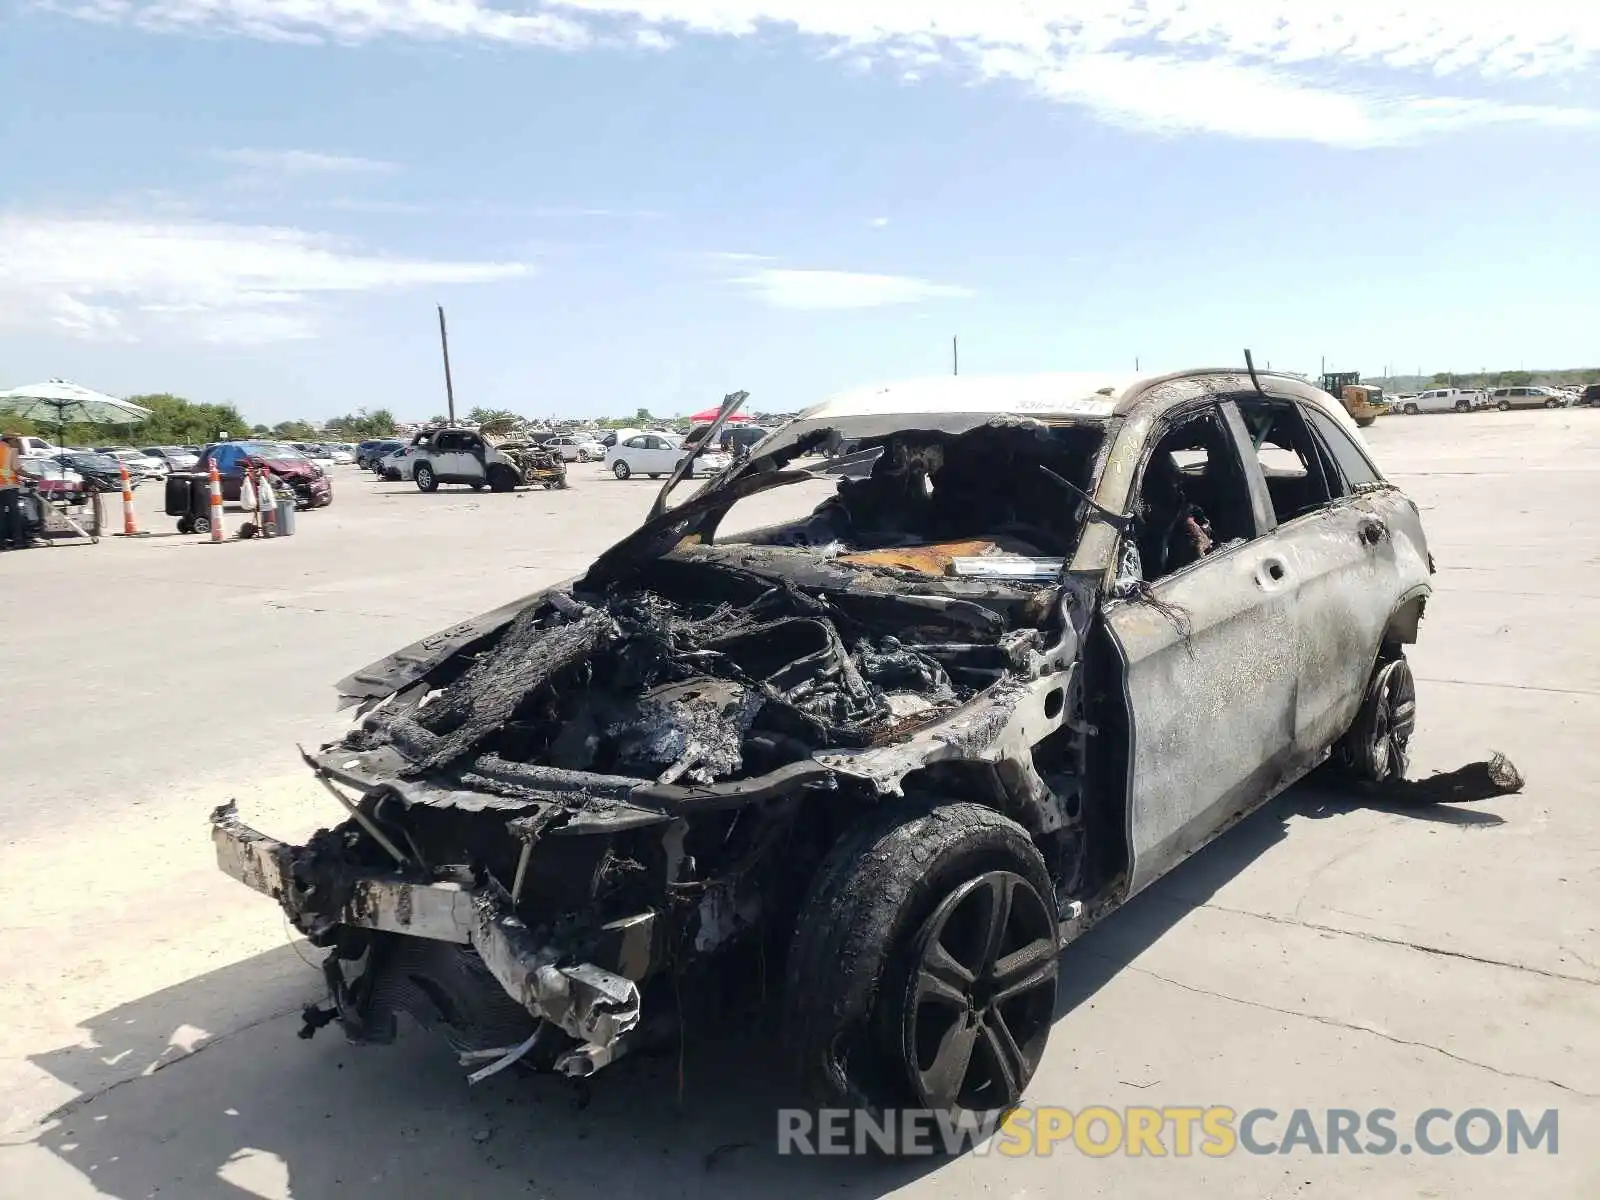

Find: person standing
0;433;23;550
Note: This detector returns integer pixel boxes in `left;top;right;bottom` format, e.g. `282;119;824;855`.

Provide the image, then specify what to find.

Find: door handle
1359;520;1387;545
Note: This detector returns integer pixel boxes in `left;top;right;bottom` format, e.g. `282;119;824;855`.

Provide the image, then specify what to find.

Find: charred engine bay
348;548;1055;793
316;545;1058;925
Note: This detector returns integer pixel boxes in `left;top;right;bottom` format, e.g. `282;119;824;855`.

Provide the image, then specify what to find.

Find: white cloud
869;216;890;228
47;1;1600;144
214;148;397;175
60;0;592;46
0;214;527;344
733;268;972;309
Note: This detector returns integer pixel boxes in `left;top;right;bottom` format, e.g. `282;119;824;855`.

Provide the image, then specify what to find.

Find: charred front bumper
211;801;651;1074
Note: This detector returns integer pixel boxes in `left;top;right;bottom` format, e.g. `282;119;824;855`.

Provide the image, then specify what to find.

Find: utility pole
952;336;959;377
437;304;457;426
1135;356;1140;371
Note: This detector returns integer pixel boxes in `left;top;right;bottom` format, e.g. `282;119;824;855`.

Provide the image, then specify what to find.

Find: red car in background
193;441;333;508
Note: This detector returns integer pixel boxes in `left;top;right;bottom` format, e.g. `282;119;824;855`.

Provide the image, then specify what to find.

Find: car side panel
1262;491;1427;761
1106;538;1300;897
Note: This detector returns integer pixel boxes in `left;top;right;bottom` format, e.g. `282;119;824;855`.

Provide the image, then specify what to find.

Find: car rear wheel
1342;655;1417;784
415;463;438;492
784;800;1059;1128
1454;400;1470;412
487;465;517;493
1544;398;1561;409
1496;400;1511;411
612;460;630;480
1403;403;1419;415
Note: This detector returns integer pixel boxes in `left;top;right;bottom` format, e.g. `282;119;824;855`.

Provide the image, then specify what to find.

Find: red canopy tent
687;407;750;423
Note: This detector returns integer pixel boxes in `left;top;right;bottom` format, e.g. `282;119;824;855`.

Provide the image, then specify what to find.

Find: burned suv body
214;369;1432;1115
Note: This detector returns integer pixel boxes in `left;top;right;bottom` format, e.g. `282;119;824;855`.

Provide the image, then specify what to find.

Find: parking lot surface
2;412;1598;1198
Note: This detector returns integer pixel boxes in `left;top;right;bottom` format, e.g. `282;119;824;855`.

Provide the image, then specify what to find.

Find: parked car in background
357;439;406;469
1399;388;1484;414
99;448;168;479
143;446;200;471
53;452;134;492
1488;385;1570;410
193;441;333;508
541;434;606;462
605;432;732;480
8;435;65;458
291;443;337;470
328;445;356;465
1580;384;1600;407
376;445;420;481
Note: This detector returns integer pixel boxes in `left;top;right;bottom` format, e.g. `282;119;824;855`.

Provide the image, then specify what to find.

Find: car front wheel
612;460;630;480
784;800;1059;1127
1403;403;1419;415
1497;400;1511;411
415;463;438;492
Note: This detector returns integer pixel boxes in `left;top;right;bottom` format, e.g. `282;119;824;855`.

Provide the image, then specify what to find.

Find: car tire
1403;403;1419;415
1544;398;1561;409
784;799;1059;1128
415;463;438;492
1454;401;1470;412
1496;400;1511;411
487;465;517;493
1341;655;1417;784
612;461;630;480
1355;417;1377;427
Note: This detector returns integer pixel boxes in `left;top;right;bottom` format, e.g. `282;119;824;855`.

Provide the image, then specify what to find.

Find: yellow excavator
1319;371;1389;427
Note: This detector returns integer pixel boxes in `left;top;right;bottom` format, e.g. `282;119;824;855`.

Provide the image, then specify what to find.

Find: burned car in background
214;370;1432;1119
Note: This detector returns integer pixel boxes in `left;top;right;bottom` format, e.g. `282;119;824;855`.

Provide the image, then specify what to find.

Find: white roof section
794;372;1141;426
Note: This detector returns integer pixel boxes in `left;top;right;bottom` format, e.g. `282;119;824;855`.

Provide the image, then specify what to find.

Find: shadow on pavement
20;760;1508;1198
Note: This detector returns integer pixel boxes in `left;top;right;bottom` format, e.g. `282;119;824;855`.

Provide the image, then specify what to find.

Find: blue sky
2;2;1597;424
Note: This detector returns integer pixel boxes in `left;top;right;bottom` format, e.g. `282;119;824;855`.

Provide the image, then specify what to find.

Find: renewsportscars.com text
777;1106;1560;1157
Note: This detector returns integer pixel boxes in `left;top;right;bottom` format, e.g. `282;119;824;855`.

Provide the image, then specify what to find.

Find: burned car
214;369;1431;1119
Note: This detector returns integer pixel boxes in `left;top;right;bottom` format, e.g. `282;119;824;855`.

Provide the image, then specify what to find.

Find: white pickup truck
10;435;65;457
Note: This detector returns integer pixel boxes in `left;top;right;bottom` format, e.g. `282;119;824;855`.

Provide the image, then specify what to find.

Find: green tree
123;394;249;444
324;408;396;439
467;407;518;427
272;420;317;440
251;423;271;436
635;407;652;422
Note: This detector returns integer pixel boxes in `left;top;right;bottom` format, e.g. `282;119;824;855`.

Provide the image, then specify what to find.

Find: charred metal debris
235;420;1106;1080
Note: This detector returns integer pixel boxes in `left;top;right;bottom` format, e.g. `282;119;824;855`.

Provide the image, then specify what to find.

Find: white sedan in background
376;446;420;481
541;434;607;462
103;449;168;479
605;432;732;480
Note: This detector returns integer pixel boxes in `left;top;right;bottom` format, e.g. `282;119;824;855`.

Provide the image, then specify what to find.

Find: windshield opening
708;421;1107;560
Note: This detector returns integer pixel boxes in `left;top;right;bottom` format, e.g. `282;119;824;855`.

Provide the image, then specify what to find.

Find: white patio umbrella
0;379;151;451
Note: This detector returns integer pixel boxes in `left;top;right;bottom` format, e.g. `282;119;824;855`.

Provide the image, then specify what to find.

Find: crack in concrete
1101;956;1598;1099
1413;676;1600;698
1196;902;1600;987
0;1001;306;1143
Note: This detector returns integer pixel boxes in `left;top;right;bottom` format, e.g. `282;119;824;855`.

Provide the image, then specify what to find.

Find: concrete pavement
2;414;1597;1198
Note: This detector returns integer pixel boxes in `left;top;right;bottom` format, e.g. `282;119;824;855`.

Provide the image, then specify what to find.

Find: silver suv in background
1487;386;1570;410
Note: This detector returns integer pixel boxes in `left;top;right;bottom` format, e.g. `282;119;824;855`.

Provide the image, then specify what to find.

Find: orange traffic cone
118;461;139;536
207;459;225;543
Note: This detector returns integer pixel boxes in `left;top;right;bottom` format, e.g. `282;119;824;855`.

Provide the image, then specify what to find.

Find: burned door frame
1101;398;1302;897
